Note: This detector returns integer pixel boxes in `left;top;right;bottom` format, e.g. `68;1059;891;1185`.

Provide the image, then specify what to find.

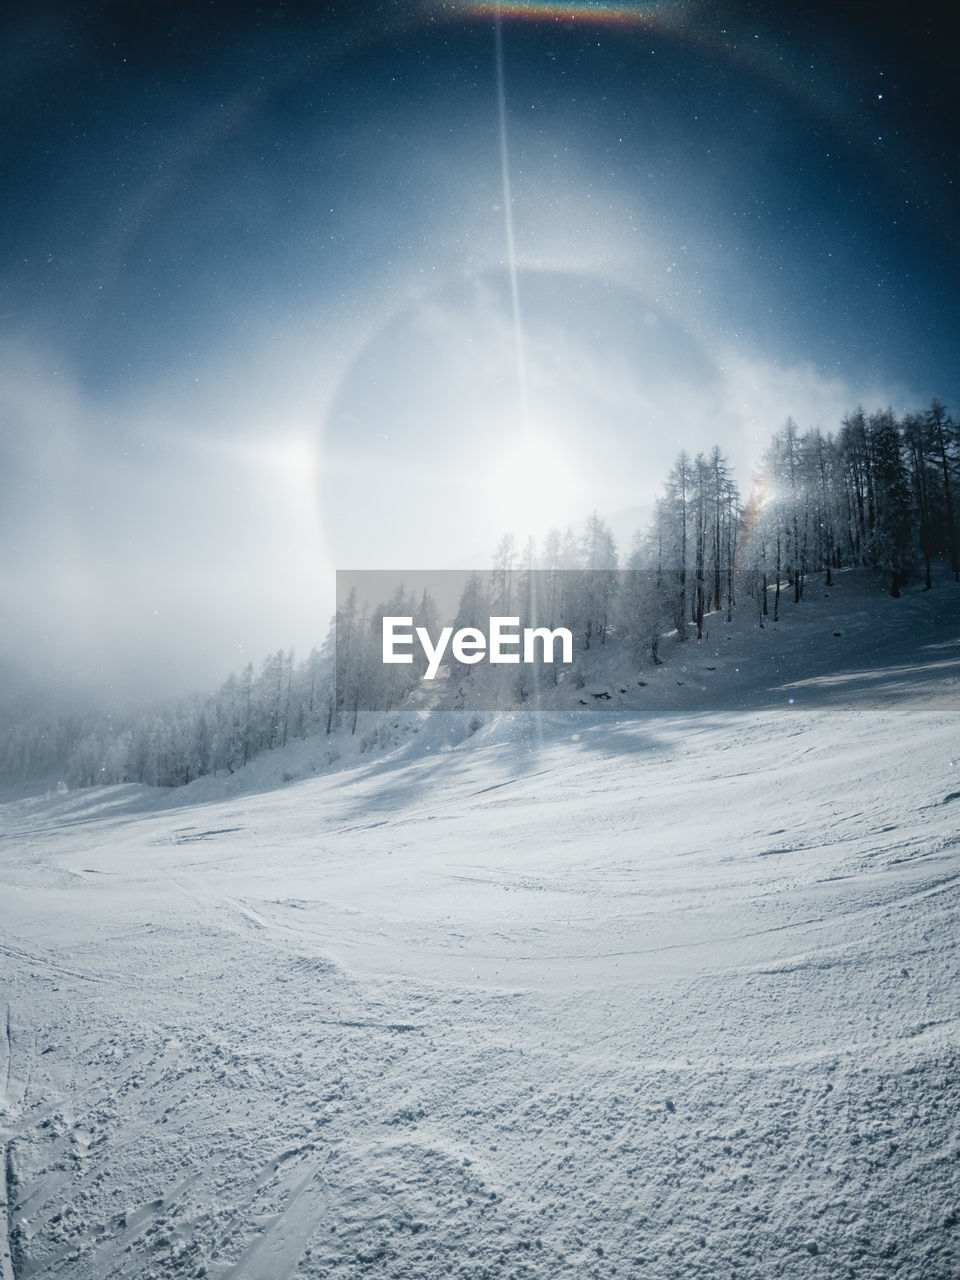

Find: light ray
494;8;532;441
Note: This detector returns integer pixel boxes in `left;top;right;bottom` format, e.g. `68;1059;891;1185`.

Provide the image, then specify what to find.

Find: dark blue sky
1;0;958;698
3;1;958;390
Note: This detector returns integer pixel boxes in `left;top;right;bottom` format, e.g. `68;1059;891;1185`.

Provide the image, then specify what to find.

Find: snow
1;574;959;1278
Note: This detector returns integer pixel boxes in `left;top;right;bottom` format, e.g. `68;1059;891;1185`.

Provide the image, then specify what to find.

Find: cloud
0;340;332;704
715;347;926;484
0;292;931;709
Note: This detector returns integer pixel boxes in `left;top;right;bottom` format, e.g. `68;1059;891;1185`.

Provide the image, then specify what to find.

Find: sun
485;431;582;543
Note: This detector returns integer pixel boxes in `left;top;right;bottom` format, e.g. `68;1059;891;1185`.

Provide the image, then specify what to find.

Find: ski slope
1;575;958;1279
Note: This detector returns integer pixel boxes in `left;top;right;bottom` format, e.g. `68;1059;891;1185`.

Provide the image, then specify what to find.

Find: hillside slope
0;574;958;1279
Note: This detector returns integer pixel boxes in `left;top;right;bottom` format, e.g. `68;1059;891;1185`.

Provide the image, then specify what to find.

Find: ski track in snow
1;583;959;1278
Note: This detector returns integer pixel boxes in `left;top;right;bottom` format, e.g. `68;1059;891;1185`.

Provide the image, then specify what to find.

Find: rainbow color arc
459;1;673;25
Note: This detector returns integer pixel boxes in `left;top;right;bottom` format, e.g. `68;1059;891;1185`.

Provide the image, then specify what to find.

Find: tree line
1;397;956;789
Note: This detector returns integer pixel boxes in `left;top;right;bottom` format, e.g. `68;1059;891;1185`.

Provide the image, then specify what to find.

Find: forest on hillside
2;398;957;790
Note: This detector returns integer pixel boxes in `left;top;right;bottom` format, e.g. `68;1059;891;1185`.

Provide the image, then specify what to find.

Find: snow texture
1;574;958;1279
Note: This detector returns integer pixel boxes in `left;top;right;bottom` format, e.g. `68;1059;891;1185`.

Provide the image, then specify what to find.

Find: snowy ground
1;576;959;1279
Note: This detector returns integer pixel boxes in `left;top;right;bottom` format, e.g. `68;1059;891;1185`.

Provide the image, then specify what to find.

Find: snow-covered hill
1;574;958;1279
